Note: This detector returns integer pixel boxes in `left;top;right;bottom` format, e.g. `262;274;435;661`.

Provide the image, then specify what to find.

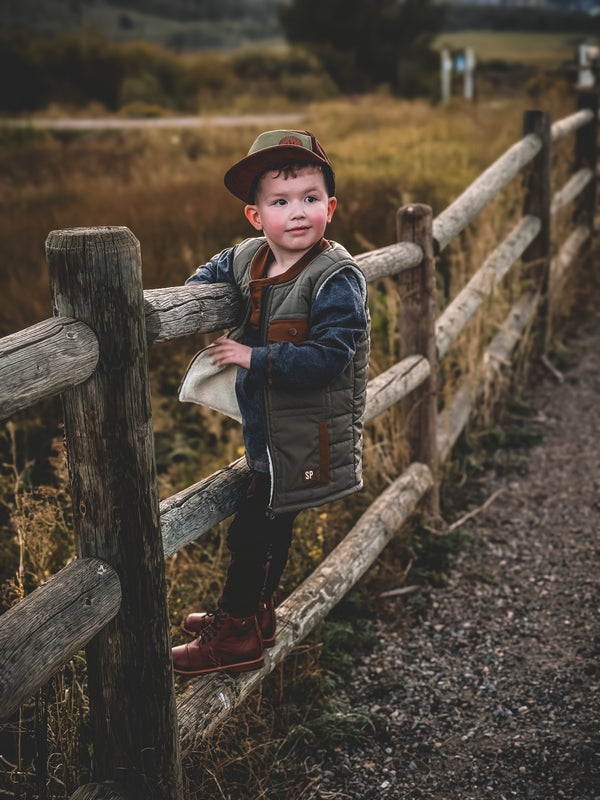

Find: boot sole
173;655;265;676
181;622;275;648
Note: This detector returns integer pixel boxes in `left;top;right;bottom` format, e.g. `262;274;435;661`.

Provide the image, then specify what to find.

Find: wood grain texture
46;226;182;800
144;283;243;344
364;355;430;423
435;215;541;360
433;134;542;254
159;457;250;557
0;558;120;721
0;317;98;420
355;240;423;281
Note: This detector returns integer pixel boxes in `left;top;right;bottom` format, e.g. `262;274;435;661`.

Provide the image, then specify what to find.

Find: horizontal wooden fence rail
437;289;540;462
550;107;594;142
433;106;595;256
0;284;242;420
0;558;121;720
435;215;542;360
144;283;243;344
0;317;99;420
550;167;594;215
0;94;597;800
433;133;542;254
552;225;591;287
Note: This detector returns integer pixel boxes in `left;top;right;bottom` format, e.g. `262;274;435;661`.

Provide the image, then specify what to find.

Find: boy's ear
244;204;263;231
327;196;337;223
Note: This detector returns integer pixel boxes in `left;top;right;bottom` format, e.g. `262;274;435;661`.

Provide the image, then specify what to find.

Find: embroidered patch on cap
302;468;318;483
279;135;303;146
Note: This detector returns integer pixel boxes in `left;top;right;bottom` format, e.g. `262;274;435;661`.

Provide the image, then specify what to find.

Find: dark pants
220;471;298;618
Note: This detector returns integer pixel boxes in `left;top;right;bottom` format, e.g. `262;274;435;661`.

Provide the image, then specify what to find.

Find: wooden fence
0;91;597;800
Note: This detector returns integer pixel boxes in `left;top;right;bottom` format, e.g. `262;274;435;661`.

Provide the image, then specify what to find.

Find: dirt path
303;307;600;800
8;113;304;130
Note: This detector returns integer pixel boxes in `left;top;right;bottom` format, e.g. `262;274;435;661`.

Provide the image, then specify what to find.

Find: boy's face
244;165;336;265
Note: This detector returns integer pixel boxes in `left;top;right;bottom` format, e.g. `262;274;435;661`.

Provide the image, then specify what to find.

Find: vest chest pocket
268;318;309;344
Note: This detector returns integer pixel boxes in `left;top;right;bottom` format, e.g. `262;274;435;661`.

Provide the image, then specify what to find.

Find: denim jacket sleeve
249;268;368;391
185;246;236;285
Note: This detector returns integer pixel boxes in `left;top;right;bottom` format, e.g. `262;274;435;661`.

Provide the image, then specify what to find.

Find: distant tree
278;0;446;96
119;13;135;30
0;32;49;111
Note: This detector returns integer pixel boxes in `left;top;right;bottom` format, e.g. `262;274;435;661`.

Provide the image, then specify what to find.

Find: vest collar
249;238;330;286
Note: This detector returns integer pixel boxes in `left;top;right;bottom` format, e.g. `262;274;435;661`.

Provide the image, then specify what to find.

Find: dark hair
248;159;335;204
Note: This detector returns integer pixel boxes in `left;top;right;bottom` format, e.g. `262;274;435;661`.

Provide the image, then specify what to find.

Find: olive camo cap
224;129;335;203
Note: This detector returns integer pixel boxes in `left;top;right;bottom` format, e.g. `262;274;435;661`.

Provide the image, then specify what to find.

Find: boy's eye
273;198;287;206
305;196;317;203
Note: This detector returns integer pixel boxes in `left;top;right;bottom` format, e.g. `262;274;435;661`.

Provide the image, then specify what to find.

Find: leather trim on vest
268;318;309;343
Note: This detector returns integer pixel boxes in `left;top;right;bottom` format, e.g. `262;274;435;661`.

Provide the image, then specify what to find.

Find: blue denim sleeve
249;269;368;390
185;246;236;284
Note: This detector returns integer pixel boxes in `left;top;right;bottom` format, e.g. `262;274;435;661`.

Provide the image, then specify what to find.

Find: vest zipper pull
265;506;275;520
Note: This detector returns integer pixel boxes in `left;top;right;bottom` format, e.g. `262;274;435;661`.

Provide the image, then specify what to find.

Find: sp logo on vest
302;467;318;483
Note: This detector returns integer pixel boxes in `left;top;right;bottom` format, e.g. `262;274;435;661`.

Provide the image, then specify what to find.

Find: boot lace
198;607;227;644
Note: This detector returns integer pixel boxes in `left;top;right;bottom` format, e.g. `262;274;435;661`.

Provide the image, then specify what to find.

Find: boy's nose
290;201;306;218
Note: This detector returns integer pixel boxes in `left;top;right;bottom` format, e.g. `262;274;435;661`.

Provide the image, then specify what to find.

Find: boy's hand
210;337;252;370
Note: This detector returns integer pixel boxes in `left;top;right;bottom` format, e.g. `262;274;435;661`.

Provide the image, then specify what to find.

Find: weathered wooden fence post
521;110;552;353
45;227;182;800
575;89;598;232
396;204;439;518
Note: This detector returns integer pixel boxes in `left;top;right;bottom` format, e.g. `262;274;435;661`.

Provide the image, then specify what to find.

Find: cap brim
224;145;331;203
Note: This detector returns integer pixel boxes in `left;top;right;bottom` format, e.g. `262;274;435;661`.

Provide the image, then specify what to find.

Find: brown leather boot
172;608;264;676
182;597;276;648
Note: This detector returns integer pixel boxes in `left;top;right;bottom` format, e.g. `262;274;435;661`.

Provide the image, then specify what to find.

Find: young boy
172;130;370;676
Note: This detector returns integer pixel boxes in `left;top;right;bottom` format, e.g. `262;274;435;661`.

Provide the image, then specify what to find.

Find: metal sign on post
440;48;475;102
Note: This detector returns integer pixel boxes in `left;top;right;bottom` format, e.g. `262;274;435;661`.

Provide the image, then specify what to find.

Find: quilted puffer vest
231;237;370;514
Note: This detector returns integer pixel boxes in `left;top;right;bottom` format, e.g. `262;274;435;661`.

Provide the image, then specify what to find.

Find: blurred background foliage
0;0;597;114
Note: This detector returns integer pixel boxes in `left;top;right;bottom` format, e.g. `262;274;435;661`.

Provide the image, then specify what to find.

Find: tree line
0;0;446;113
1;0;595;114
0;30;341;113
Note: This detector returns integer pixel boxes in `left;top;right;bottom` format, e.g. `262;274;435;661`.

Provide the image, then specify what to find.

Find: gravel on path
303;308;600;800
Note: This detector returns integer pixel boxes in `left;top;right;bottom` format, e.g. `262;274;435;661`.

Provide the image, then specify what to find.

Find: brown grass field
0;81;587;798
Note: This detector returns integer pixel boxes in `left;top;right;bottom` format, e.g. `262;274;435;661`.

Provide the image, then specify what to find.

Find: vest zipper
260;286;276;517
